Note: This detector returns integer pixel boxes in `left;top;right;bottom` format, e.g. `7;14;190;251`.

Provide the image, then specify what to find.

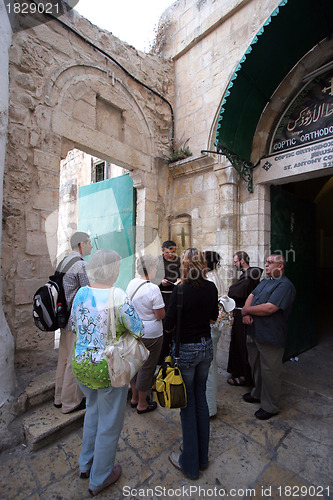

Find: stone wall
3;7;174;369
57;149;92;259
161;0;333;282
162;0;281;156
168;154;241;288
157;0;282;280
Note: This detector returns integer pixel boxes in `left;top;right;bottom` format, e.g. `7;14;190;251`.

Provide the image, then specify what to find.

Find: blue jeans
173;338;213;479
206;327;221;417
77;382;128;490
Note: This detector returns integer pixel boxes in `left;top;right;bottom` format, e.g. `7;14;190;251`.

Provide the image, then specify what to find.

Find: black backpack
32;256;82;331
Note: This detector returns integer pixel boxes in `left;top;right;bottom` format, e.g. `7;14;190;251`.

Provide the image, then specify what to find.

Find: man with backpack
54;231;92;413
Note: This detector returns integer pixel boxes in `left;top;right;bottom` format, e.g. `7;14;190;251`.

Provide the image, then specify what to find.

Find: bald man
241;254;296;420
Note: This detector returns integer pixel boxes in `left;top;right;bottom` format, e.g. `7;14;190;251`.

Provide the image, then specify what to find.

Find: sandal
227;377;246;386
137;401;157;414
130;402;138;408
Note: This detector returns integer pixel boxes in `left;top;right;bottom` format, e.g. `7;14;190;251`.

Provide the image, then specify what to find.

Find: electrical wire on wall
28;0;175;148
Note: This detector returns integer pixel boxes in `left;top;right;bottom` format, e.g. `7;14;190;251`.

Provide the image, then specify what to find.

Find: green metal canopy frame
215;0;333;167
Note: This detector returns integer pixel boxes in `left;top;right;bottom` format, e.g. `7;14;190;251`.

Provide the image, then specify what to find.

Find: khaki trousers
247;336;284;414
54;328;84;413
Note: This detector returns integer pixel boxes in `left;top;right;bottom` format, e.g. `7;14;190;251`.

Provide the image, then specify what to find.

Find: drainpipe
0;0;16;406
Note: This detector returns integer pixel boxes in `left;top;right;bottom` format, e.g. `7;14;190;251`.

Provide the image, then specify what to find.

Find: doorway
78;174;136;290
270;174;333;359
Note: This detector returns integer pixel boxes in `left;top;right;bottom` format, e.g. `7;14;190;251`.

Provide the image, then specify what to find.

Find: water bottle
57;302;67;327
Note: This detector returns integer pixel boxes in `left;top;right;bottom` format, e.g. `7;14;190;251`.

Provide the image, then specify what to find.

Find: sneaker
169;451;182;472
169;451;199;480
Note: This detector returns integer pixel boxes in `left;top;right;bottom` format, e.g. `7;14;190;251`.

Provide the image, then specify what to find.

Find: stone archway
5;63;156;371
1;11;173;394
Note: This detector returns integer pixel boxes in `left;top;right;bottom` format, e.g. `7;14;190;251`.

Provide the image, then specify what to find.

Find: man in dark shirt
241;254;296;420
153;240;181;363
227;251;262;386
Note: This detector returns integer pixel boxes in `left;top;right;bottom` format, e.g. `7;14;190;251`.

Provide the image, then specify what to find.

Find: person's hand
242;314;253;325
174;278;181;285
162;279;171;287
241;305;250;316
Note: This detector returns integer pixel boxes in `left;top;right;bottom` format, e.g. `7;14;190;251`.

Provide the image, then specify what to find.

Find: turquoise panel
78;174;135;291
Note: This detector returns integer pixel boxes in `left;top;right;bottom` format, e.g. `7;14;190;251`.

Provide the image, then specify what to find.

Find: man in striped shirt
54;232;92;413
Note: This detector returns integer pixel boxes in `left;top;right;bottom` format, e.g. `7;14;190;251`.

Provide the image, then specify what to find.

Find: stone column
239;181;271;266
0;0;16;405
131;170;161;259
214;161;239;289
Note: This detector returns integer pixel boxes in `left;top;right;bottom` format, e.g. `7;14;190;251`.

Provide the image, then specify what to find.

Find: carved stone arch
42;62;154;169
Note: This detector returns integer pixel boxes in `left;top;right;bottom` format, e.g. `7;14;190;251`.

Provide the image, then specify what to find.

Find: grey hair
136;254;159;278
87;249;121;284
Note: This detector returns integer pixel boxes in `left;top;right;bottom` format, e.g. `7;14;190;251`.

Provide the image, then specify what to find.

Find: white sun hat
219;295;236;313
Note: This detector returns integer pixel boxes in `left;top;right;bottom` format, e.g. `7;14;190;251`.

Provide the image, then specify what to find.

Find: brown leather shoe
89;464;122;496
68;398;86;413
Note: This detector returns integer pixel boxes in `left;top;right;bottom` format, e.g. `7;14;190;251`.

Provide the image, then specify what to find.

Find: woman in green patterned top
71;249;143;496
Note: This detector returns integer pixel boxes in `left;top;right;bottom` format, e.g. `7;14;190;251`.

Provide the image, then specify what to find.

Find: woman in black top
165;248;218;479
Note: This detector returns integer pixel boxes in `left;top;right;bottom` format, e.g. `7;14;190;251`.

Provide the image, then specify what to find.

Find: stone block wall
3;7;174;367
162;0;281;157
158;0;281;274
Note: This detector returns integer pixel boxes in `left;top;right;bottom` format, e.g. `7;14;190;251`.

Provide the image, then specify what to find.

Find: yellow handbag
153;286;187;409
153;355;187;409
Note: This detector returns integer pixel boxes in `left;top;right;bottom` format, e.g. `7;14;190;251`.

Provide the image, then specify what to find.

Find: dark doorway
270;174;333;359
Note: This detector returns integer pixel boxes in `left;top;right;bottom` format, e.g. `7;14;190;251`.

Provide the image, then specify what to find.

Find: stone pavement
0;333;332;500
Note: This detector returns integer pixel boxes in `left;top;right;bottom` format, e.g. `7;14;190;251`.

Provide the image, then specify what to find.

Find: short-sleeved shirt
60;250;90;329
71;286;144;389
126;278;165;339
250;275;296;347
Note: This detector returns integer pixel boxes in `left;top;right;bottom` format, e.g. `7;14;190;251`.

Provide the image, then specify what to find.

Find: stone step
25;369;57;409
22;400;85;450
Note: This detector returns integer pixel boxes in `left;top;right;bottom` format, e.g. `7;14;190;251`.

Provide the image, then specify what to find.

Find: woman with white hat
204;251;235;418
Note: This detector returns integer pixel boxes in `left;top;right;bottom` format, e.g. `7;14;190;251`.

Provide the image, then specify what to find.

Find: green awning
216;0;333;162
